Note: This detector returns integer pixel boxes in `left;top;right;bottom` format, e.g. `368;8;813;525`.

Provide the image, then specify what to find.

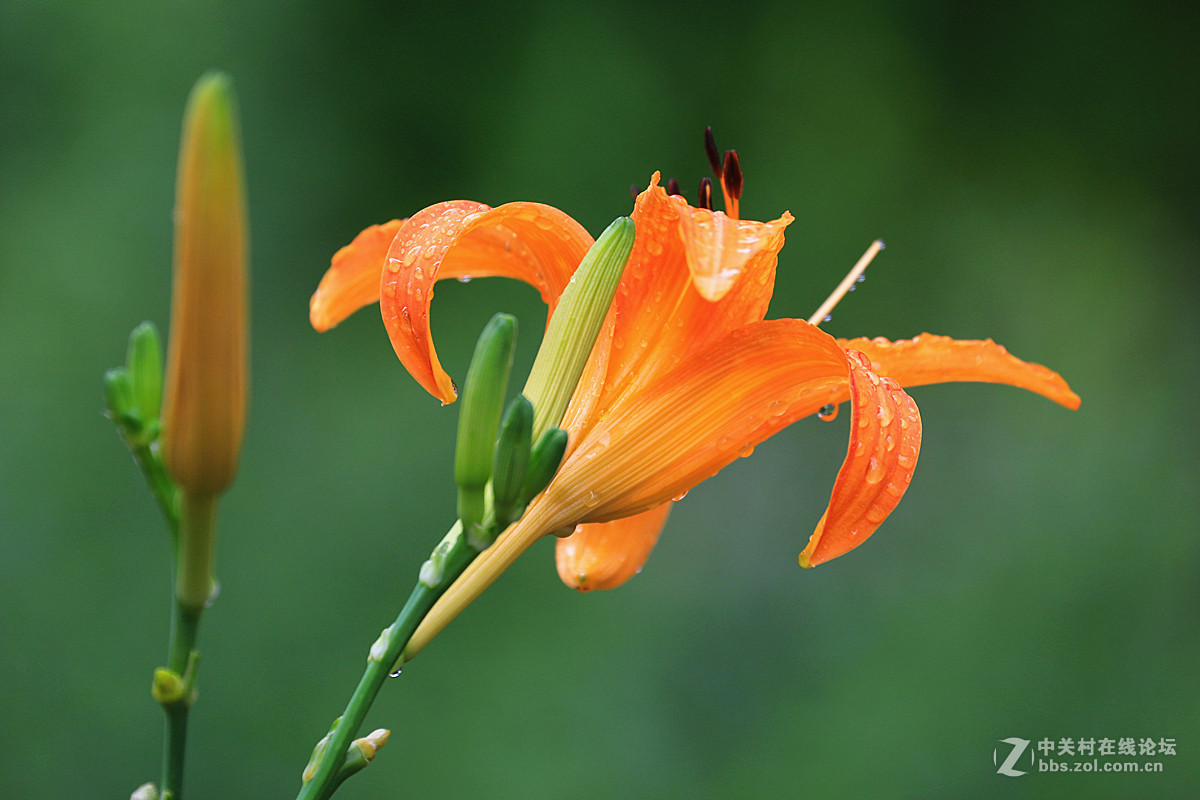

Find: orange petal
542;319;849;527
575;175;791;429
800;350;922;568
671;194;792;302
555;503;672;591
840;334;1080;410
309;219;405;331
379;201;594;404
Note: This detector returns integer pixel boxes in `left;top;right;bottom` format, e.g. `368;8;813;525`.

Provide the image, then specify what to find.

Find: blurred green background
2;1;1197;798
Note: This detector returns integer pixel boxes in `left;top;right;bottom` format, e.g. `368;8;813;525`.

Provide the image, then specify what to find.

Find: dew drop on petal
818;403;838;421
672;490;689;502
458;274;472;283
864;457;885;484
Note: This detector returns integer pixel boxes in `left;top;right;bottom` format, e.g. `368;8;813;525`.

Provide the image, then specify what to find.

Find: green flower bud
521;427;569;506
104;367;137;424
489;394;533;535
523;216;634;442
127;321;164;422
454;313;516;533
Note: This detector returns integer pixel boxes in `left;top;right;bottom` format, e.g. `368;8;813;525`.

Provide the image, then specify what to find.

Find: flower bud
523;216;634;441
161;72;249;499
521;427;569;505
489;394;533;534
127;321;164;422
454;313;516;533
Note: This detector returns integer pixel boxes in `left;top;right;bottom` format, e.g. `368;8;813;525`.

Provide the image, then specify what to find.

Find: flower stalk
103;70;249;800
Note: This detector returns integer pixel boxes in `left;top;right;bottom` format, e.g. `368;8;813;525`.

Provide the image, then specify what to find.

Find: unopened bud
489;394;533;535
521;427;569;506
104;367;137;424
161;71;249;499
523;216;634;441
127;321;164;422
455;313;516;534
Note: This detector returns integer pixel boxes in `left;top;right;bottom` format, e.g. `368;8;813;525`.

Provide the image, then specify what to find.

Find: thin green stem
296;533;477;800
157;492;215;800
160;595;199;799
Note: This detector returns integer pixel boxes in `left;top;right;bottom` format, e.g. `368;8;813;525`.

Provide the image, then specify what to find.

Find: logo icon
994;737;1032;777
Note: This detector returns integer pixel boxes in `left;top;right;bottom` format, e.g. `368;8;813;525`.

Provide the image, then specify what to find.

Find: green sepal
127;321;164;422
521;427;569;506
490;395;533;532
455;314;517;533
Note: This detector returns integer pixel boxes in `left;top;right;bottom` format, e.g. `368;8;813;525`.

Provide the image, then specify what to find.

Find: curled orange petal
840;334;1080;410
556;503;672;591
309;219;405;331
379;201;594;404
800;350;922;568
669;193;792;302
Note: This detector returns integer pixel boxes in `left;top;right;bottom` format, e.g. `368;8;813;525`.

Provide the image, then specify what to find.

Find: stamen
807;240;885;326
698;177;714;211
721;150;743;199
704;126;721;177
721;149;742;220
666;177;682;197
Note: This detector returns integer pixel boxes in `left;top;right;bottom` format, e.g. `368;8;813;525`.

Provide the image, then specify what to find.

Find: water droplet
878;404;894;427
823;314;832;323
856;273;866;283
672;490;689;502
458;274;472;283
865;504;887;523
847;284;856;292
389;666;403;678
864;457;885;484
818;403;838;421
854;441;866;456
738;443;755;458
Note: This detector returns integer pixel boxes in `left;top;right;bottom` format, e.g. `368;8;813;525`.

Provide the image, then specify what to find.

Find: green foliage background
2;1;1197;797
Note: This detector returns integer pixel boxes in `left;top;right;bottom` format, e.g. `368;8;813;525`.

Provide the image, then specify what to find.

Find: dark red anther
722;149;743;200
698;177;714;210
630;184;640;200
666;177;682;197
704;126;721;177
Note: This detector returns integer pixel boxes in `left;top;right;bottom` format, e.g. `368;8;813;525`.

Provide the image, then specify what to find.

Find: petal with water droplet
555;503;672;591
800;349;922;568
839;333;1080;410
379;201;593;403
310;219;405;331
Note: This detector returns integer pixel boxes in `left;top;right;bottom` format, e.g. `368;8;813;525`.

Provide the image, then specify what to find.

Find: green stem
160;598;200;800
296;532;477;800
129;439;180;544
159;492;215;800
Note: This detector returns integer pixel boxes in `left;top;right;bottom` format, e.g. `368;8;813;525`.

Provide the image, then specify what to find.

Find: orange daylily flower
312;157;1079;654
